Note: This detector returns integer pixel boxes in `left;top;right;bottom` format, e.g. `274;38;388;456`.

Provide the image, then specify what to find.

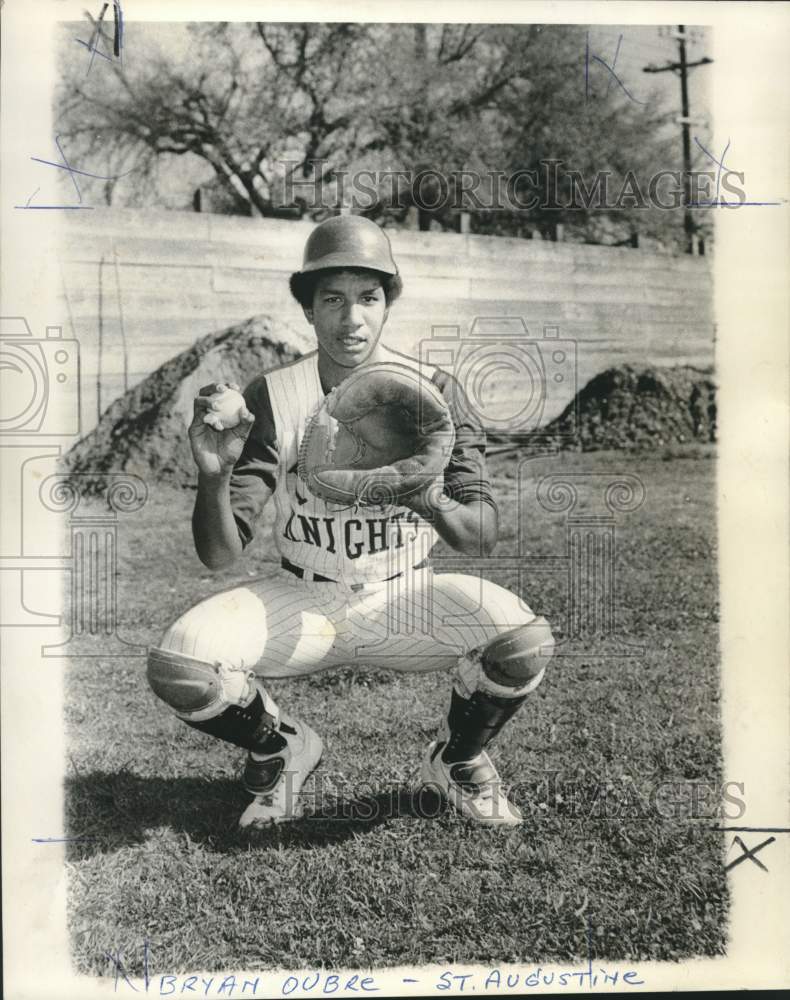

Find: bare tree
56;21;383;213
56;19;700;249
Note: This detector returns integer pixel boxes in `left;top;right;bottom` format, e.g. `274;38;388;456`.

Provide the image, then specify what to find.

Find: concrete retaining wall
58;210;714;435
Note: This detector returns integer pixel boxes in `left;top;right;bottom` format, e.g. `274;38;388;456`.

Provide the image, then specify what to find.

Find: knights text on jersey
228;349;497;585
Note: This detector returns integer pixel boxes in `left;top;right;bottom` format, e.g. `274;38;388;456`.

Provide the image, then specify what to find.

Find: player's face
305;271;388;369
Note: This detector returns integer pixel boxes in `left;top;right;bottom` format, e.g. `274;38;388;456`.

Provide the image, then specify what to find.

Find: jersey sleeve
431;368;498;512
228;375;279;549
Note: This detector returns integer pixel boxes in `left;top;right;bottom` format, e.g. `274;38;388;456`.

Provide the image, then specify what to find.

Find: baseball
205;386;246;430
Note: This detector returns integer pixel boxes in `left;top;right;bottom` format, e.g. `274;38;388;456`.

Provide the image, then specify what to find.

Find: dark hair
289;267;403;310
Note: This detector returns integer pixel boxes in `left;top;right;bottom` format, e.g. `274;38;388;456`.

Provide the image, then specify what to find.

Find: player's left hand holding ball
189;382;255;479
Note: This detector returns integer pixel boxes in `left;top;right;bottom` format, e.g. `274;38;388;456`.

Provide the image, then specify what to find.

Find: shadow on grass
64;771;447;860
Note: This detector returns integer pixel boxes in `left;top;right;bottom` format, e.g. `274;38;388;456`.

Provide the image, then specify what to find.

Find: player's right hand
189;382;255;478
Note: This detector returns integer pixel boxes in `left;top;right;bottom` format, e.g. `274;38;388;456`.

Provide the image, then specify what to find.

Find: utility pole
677;28;694;253
644;26;712;254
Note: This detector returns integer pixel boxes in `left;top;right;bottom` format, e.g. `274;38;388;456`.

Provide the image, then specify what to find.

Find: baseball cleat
238;717;323;828
420;740;523;828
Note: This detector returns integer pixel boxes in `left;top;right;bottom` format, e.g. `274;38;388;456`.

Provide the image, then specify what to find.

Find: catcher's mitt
298;362;456;507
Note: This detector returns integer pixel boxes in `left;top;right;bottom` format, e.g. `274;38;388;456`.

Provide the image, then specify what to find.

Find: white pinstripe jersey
229;347;495;586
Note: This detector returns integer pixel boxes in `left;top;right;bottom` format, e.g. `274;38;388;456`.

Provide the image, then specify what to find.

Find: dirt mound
62;315;310;493
535;364;716;451
66;343;715;496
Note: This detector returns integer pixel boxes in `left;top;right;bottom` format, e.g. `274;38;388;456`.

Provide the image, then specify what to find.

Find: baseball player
147;215;554;828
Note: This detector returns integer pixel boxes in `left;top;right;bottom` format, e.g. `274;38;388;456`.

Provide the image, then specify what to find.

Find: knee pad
147;647;284;754
147;647;268;723
453;617;554;700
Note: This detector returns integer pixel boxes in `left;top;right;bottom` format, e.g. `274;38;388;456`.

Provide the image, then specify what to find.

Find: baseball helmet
300;215;398;276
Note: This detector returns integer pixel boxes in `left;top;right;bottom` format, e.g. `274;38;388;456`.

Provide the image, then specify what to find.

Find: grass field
65;446;727;976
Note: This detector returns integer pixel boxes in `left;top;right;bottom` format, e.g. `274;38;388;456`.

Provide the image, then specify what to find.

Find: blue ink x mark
585;31;647;105
585;34;590;100
15;134;133;210
694;136;734;205
74;37;113;64
605;34;623;99
692;137;781;206
30;153;135;184
105;950;139;993
113;1;124;58
143;940;150;994
725;835;775;872
687;201;783;208
14;205;95;210
591;54;647;105
84;1;124;75
32;836;97;842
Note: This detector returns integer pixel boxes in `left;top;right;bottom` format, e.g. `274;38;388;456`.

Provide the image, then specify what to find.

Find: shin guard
147;646;285;754
443;687;527;763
